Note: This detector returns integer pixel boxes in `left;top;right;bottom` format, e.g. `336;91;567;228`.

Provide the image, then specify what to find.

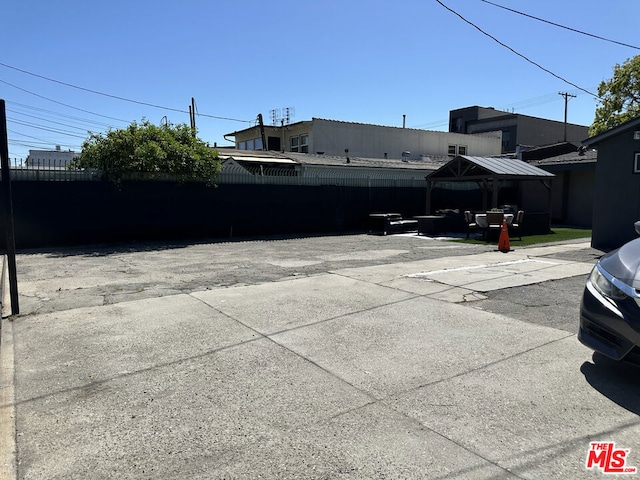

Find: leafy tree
73;120;221;184
590;55;640;136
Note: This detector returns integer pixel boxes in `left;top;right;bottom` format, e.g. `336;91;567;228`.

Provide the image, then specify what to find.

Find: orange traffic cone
498;221;510;252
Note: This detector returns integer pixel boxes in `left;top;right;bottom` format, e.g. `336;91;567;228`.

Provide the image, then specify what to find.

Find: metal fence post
0;99;19;315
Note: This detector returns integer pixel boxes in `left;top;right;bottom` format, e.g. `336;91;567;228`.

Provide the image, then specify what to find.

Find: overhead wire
8;118;87;139
409;89;582;129
0;62;253;123
480;0;640;50
4;2;613;154
8;109;94;133
434;0;600;98
7;129;81;150
8;101;120;129
0;78;131;123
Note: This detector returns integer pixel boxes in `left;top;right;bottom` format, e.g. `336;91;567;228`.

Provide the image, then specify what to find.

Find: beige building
226;118;502;161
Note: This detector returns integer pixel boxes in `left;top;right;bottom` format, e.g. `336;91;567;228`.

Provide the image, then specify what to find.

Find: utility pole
0;99;19;315
558;92;576;142
257;114;267;151
189;97;196;137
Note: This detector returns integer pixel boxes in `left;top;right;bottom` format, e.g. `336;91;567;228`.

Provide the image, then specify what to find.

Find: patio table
475;213;514;229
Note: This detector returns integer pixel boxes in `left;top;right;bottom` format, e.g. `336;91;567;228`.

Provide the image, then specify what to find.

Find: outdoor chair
485;211;505;240
510;210;524;240
464;210;478;239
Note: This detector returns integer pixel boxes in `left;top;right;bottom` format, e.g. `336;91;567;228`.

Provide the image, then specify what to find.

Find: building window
300;134;309;153
634;153;640;173
502;131;511;151
254;137;263;150
238;141;246;150
246;139;254;150
448;145;457;155
290;136;299;152
458;145;467;155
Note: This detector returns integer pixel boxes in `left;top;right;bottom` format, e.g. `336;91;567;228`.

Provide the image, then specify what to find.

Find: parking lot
2;233;638;479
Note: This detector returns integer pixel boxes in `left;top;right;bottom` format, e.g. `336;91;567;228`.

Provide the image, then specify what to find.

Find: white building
27;147;79;167
226;118;502;161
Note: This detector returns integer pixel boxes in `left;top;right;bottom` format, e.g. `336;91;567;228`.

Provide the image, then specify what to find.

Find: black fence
3;180;428;248
0;162;551;248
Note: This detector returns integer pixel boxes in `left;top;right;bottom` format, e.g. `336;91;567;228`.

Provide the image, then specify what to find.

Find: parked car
579;221;640;364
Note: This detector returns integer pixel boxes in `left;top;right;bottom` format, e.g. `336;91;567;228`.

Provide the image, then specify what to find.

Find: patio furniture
464;210;478;239
414;215;446;236
510;210;525;240
369;213;418;235
485;211;505;240
474;212;514;228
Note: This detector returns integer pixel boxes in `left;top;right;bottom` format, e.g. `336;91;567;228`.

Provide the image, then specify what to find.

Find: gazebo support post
542;179;553;233
491;177;500;209
480;180;489;211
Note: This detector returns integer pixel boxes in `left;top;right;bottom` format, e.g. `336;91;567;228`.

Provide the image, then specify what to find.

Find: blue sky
2;0;638;160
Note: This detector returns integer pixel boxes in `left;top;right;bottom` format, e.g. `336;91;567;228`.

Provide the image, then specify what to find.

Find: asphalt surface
4;232;639;480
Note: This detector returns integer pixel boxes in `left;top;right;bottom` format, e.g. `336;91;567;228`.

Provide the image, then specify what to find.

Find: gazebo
425;155;555;232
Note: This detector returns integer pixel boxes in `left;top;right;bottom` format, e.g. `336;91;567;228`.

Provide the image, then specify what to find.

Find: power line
8;101;120;129
0;78;131;122
409;88;593;129
480;0;640;50
435;0;600;98
8;137;81;149
8;110;92;133
7;129;81;149
0;62;253;123
8;118;87;139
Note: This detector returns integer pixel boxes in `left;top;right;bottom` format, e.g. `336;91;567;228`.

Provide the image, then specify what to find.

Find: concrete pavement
2;234;639;479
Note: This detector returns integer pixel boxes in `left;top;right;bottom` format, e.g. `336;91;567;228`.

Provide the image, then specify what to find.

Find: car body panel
599;237;640;290
579;226;640;364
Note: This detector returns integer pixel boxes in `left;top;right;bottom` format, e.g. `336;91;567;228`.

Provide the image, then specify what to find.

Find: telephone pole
189;97;196;137
0;99;19;315
558;92;576;142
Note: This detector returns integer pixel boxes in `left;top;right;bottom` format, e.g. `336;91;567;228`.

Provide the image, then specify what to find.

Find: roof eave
583;116;640;147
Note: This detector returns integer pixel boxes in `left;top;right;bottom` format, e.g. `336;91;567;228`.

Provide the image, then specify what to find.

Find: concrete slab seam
9;333;267;411
380;398;520;480
327;272;482;304
189;290;418;401
0;318;17;480
367;335;583;478
379;332;576;405
262;293;423;338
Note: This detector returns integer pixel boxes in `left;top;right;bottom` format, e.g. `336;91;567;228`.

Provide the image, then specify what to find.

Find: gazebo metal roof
424;155;554;214
425;155;554;181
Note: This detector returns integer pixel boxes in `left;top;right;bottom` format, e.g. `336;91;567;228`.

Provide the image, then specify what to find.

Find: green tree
73;120;221;184
590;55;640;136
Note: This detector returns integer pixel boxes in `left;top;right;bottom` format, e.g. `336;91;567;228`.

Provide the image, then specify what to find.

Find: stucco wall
310;119;501;159
592;135;640;249
565;169;594;228
232;119;502;159
547;168;594;228
516;117;588;148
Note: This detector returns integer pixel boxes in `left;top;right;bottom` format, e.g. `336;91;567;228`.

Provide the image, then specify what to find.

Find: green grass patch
453;227;592;247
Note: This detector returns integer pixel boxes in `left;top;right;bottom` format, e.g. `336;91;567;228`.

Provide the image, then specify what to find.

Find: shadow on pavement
580;353;640;415
18;231;367;258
